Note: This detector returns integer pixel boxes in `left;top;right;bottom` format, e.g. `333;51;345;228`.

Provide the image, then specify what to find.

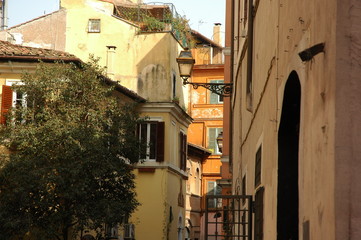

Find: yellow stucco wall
132;106;190;240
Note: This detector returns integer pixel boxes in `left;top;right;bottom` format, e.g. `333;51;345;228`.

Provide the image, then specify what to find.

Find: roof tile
0;40;78;61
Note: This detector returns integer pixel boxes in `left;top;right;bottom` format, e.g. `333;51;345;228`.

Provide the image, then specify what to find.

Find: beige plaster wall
231;0;341;239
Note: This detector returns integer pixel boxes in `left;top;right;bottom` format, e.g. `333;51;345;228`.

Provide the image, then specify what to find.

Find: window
179;131;187;171
207;181;222;208
1;80;26;124
207;127;223;154
209;80;224;104
138;122;164;161
88;19;101;33
105;224;119;239
255;145;262;187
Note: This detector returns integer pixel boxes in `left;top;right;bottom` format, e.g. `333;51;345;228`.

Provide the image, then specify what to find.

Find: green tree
0;60;143;240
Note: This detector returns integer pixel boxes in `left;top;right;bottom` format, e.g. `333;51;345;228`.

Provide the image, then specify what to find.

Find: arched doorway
277;71;301;240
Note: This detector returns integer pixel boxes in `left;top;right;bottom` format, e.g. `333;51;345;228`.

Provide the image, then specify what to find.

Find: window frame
138;121;164;162
88;19;101;33
207;127;223;155
206;180;222;208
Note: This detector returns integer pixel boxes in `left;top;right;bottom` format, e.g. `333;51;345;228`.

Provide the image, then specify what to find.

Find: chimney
0;0;8;30
213;23;222;46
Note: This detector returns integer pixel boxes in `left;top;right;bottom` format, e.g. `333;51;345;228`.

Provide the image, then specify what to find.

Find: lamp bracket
182;78;232;97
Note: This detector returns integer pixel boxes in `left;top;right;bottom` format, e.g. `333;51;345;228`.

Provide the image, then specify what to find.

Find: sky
7;0;225;42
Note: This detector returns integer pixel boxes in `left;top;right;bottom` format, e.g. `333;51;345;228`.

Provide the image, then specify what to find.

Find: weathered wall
335;0;361;239
0;10;66;50
4;0;187;107
133;105;190;240
231;0;343;239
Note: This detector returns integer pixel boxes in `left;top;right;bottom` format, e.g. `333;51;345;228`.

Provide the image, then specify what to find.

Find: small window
207;127;223;155
209;80;224;104
88;19;101;33
255;145;262;188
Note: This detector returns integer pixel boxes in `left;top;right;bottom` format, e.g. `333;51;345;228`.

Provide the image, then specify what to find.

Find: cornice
139;102;193;127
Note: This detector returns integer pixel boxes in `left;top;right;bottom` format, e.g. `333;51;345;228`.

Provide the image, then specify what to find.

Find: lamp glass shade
176;50;195;78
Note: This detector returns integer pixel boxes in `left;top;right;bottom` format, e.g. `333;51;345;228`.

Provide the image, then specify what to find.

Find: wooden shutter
179;132;187;171
1;85;13;124
156;122;165;162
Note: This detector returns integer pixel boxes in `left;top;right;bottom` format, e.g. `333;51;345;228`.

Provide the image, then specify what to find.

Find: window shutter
156;122;165;162
210;91;219;104
1;85;13;124
179;132;187;171
183;133;187;170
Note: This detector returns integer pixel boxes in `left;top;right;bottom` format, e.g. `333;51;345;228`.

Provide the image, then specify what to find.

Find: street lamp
176;49;233;97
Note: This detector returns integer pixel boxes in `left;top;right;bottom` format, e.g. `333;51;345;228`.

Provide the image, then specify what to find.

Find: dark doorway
277;71;301;240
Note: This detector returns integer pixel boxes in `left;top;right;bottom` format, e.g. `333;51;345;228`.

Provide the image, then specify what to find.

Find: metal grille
205;195;253;240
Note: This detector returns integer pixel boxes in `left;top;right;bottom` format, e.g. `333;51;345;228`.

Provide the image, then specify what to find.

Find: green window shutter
210;80;224;104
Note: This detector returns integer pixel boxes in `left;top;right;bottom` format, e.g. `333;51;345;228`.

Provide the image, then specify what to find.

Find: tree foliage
0;59;143;240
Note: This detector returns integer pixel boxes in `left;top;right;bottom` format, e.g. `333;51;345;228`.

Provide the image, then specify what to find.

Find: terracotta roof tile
0;40;80;61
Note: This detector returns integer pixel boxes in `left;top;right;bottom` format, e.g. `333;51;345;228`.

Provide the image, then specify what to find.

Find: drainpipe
1;0;8;30
229;0;235;176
